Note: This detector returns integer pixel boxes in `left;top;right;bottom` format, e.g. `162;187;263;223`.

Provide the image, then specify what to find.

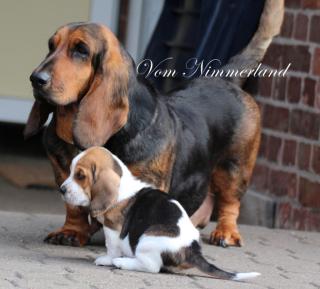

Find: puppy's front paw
112;257;125;269
95;255;113;266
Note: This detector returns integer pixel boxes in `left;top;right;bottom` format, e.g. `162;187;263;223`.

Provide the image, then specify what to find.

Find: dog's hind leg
210;94;261;247
209;166;243;247
112;253;162;273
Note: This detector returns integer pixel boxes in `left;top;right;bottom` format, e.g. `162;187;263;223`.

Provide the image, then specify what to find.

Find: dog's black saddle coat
120;188;183;253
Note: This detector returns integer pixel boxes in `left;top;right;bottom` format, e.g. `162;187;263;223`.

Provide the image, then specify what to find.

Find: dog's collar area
90;195;135;219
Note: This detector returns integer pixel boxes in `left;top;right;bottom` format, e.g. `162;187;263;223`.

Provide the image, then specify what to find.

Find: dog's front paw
95;255;113;266
112;257;125;269
44;228;90;247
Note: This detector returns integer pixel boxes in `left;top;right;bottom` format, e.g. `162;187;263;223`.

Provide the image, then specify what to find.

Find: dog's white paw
112;257;145;271
112;257;126;269
95;255;113;266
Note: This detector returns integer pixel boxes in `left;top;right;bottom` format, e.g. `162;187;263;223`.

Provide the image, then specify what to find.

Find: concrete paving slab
0;211;319;289
0;177;63;215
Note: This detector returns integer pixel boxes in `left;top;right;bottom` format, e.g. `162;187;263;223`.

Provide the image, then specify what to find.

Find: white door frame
90;0;120;34
125;0;164;61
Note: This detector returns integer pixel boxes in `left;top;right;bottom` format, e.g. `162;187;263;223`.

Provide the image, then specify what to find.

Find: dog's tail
185;241;260;281
222;0;284;87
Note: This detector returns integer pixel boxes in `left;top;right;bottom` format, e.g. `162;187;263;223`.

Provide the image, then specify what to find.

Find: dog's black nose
60;186;67;195
30;71;51;88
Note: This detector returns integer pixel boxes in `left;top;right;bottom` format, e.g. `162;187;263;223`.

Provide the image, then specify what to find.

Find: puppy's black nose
30;71;51;88
60;185;67;195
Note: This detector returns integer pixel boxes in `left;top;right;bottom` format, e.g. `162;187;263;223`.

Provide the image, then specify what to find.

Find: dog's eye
75;171;86;181
72;42;89;59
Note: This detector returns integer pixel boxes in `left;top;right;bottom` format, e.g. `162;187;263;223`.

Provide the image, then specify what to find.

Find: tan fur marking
128;141;175;191
56;104;78;143
103;197;134;231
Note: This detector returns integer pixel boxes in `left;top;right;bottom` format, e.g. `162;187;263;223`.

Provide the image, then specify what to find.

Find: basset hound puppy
61;147;260;280
25;0;284;247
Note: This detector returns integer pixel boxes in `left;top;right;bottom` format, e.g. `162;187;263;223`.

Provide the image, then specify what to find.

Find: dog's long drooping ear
90;170;120;218
24;100;53;139
73;29;129;149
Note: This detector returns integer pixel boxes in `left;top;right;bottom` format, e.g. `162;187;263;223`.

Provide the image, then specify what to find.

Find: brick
287;77;301;103
312;145;320;174
302;0;320;8
290;109;320;139
259;77;273;98
291;208;320;231
302;78;316;106
282;140;297;166
281;12;294;38
285;206;320;231
263;105;290;132
292;207;308;230
251;164;270;192
316;80;320;109
310;16;320;43
273;77;287;101
239;192;275;228
258;133;268;158
299;177;320;208
267;136;282;162
294;13;308;41
283;45;311;73
304;210;320;231
276;202;292;229
313;48;320;76
263;43;283;69
298;142;311;171
286;0;301;8
269;169;297;197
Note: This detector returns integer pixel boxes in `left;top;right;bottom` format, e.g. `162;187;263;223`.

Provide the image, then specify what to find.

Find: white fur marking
233;272;261;281
62;150;90;207
95;227;122;266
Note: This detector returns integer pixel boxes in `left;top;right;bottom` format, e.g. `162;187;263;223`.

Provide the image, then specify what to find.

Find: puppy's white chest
103;226;133;257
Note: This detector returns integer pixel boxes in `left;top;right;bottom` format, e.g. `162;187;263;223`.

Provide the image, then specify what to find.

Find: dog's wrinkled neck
55;104;78;144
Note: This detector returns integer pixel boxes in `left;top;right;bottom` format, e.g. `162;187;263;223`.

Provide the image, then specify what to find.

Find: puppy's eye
72;42;89;59
75;171;86;181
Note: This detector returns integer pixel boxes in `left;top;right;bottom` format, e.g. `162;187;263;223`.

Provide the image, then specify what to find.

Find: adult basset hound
25;0;284;247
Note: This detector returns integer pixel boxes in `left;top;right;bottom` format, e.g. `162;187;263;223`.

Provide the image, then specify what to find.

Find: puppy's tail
186;241;260;281
222;0;284;87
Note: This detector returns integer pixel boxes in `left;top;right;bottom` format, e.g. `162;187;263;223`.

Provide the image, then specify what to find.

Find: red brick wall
251;0;320;231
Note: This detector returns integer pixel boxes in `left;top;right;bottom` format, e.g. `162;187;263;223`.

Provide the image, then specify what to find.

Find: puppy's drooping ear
73;29;129;149
90;170;120;218
24;100;53;139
